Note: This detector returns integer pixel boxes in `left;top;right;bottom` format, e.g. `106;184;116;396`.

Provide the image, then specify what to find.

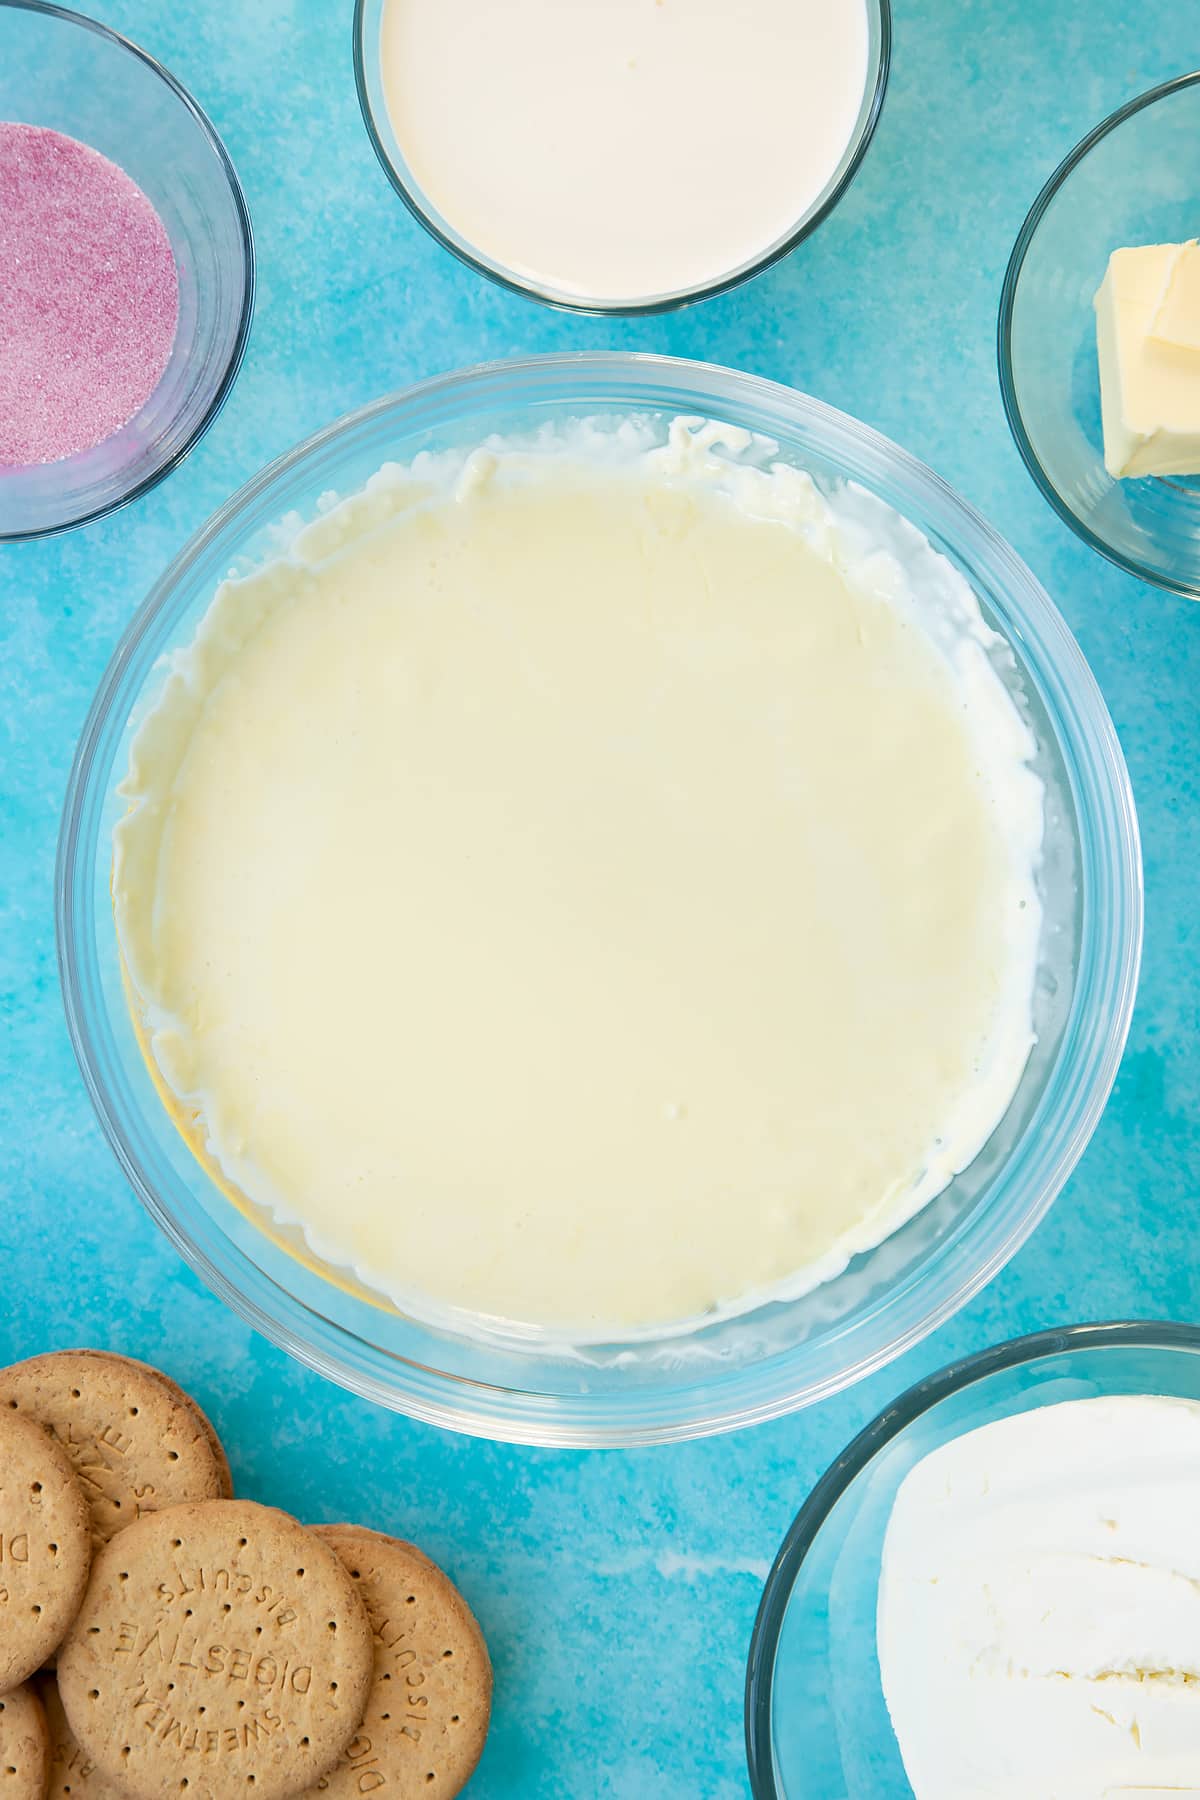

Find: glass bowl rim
57;351;1143;1446
996;67;1200;599
349;0;892;316
743;1317;1200;1798
0;0;256;544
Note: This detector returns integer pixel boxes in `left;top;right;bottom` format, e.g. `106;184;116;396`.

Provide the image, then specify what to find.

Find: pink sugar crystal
0;122;179;467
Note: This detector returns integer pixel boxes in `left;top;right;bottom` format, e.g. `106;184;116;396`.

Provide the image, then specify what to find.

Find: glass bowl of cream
352;0;890;312
999;71;1200;598
745;1321;1200;1798
57;353;1141;1445
0;0;254;541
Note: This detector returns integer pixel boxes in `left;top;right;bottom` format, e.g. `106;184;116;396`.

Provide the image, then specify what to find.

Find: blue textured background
4;4;1200;1794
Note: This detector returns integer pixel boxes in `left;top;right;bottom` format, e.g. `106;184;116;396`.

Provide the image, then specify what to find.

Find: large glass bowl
352;0;891;315
745;1321;1200;1797
56;354;1142;1446
999;72;1200;597
0;0;254;541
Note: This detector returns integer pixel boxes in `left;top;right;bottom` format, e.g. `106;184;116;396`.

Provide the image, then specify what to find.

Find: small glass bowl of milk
353;0;890;313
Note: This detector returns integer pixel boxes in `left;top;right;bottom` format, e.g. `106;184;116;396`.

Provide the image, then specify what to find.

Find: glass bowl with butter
57;354;1141;1446
746;1320;1200;1798
1000;71;1200;598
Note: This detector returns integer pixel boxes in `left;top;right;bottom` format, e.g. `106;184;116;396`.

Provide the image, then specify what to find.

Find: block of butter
1094;239;1200;479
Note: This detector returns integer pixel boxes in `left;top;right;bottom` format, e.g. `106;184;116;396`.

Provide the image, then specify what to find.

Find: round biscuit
0;1683;49;1800
60;1356;232;1506
57;1500;374;1800
306;1527;491;1800
40;1677;121;1800
0;1353;231;1550
0;1410;91;1690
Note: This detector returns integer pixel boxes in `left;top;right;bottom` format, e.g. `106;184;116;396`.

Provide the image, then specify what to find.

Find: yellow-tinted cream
114;422;1042;1337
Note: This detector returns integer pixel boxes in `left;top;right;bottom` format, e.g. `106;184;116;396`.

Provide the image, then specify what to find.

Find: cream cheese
113;417;1043;1341
878;1395;1200;1799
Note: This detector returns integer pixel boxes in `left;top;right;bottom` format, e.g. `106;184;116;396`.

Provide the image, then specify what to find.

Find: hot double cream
878;1396;1200;1797
377;0;871;303
113;417;1043;1339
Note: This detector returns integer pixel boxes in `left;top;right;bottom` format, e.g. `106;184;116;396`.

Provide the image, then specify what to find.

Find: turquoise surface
3;3;1200;1794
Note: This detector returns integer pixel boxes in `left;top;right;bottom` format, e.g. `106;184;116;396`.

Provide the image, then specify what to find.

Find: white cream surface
113;417;1042;1339
878;1396;1200;1799
377;0;871;303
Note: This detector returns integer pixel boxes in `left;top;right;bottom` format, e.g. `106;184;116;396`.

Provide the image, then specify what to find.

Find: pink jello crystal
0;122;180;468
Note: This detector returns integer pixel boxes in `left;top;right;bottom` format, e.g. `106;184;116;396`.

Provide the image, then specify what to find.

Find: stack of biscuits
0;1351;491;1800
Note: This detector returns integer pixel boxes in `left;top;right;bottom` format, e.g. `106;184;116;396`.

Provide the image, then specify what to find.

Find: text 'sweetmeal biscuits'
309;1527;491;1800
0;1352;232;1549
40;1676;121;1800
57;1500;374;1800
0;1683;50;1800
0;1409;92;1691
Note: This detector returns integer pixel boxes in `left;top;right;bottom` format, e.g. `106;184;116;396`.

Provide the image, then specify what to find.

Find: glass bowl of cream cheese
999;71;1200;598
746;1320;1200;1798
57;354;1141;1445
